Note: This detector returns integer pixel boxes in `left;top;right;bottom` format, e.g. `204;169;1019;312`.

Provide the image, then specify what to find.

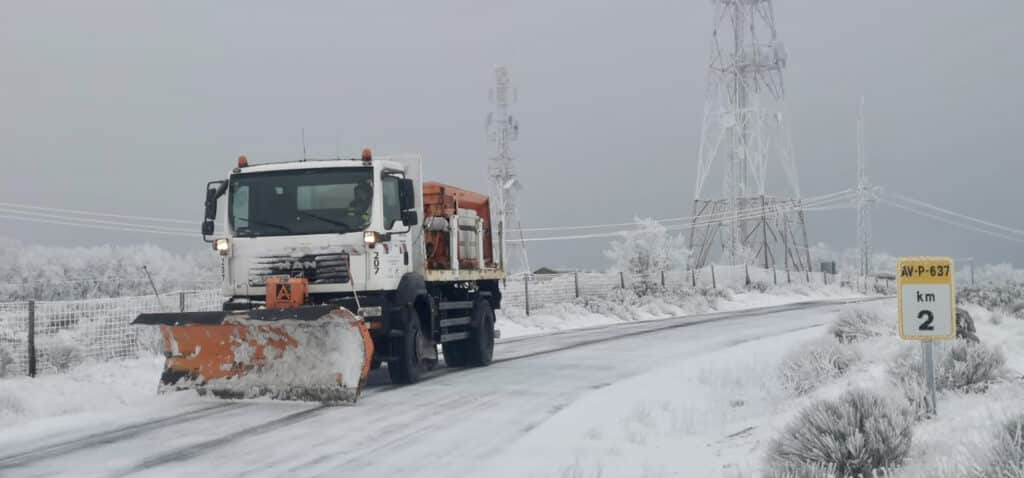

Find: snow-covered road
0;298;883;478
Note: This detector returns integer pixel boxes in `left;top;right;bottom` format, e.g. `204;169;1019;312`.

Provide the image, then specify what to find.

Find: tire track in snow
114;405;329;476
0;402;243;470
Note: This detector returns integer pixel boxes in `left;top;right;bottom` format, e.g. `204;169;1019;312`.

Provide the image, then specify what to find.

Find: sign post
897;257;955;416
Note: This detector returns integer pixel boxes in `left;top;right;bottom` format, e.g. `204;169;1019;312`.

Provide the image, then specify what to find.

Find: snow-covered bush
1012;303;1024;320
764;389;913;478
604;218;689;295
888;339;1006;411
958;283;1024;312
939;340;1006;391
0;347;13;378
777;337;857;396
0;236;218;301
36;330;85;372
829;308;889;343
972;414;1024;478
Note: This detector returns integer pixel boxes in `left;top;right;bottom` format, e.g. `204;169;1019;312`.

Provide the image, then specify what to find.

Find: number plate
897;257;955;340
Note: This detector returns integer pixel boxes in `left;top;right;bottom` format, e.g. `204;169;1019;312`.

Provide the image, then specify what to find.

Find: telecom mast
689;0;811;272
487;66;530;275
856;97;875;288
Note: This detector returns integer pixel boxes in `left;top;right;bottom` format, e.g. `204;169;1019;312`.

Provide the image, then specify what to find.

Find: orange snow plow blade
133;306;374;404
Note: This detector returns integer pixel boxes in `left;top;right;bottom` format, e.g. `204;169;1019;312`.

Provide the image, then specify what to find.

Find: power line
880;199;1024;244
0;214;198;238
514;189;855;234
887;193;1024;237
0;201;194;224
0;207;196;234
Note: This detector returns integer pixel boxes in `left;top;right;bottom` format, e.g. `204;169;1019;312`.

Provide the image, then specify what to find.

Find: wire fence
500;265;872;314
0;290;222;378
0;264;880;378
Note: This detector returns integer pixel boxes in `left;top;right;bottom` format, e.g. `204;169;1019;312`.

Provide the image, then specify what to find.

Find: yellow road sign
897;257;956;340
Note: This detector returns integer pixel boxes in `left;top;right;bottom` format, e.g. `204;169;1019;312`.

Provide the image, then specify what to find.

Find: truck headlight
214;238;231;256
363;231;380;247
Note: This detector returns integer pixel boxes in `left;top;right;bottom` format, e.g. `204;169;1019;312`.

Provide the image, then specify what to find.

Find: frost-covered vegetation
604;217;689;295
764;389;914;478
0;236;218;301
777;337;857;396
829;308;891;343
958;282;1024;315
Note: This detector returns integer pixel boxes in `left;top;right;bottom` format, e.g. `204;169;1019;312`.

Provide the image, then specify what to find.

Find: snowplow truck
133;150;504;404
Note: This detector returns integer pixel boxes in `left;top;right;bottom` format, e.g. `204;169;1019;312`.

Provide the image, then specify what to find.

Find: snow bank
0;355;179;428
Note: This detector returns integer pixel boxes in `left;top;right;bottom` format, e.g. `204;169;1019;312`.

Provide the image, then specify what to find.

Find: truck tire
388;306;425;384
442;340;468;367
464;299;495;366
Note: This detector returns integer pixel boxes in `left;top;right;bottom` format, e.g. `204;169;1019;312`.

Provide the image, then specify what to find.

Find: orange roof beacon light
237;155;249;168
361;148;372;162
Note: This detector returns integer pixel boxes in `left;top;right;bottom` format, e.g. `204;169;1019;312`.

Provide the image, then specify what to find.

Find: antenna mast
487;66;529;275
856;97;875;290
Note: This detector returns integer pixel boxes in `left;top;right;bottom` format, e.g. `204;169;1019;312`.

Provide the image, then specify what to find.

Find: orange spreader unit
422;181;496;270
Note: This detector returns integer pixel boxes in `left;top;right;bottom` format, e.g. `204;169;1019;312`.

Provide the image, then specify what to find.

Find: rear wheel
388;306;426;384
442;299;495;367
460;299;495;367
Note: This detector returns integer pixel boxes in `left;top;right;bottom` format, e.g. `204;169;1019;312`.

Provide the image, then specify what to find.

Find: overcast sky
2;0;1023;270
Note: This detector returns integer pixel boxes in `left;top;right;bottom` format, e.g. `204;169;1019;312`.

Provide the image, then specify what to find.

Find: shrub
0;347;12;378
829;308;889;343
764;389;914;478
1012;303;1024;320
778;337;858;396
938;339;1006;391
888;340;1006;416
981;414;1024;478
36;330;85;372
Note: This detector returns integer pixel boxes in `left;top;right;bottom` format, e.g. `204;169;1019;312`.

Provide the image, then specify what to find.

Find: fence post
573;272;580;299
619;272;625;289
786;268;791;284
27;300;36;378
691;268;697;288
773;267;778;285
711;264;717;289
661;270;666;288
179;292;186;313
745;264;751;286
524;275;530;316
806;270;811;283
823;270;828;285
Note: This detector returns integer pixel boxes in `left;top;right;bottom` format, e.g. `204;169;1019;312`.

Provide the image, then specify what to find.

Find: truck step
438;301;474;311
440;331;470;342
439;316;471;328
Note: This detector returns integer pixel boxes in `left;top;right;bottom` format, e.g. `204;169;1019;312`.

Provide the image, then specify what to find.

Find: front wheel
388;307;426;384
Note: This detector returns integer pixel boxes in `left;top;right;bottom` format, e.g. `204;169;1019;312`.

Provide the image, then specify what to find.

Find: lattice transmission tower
689;0;812;272
487;66;530;275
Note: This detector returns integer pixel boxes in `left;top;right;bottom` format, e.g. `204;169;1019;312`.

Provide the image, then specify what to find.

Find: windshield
229;167;373;237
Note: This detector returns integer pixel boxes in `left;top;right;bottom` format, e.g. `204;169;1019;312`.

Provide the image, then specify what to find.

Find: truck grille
248;252;350;286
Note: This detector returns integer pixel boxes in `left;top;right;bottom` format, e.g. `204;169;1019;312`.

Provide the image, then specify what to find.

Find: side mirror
398;178;416;211
203;180;227;239
401;210;418;226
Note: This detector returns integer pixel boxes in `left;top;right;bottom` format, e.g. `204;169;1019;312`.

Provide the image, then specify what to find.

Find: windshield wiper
234;217;293;235
297;211;355;233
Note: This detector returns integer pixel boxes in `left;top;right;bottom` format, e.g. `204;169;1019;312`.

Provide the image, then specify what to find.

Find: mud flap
136;308;374;404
